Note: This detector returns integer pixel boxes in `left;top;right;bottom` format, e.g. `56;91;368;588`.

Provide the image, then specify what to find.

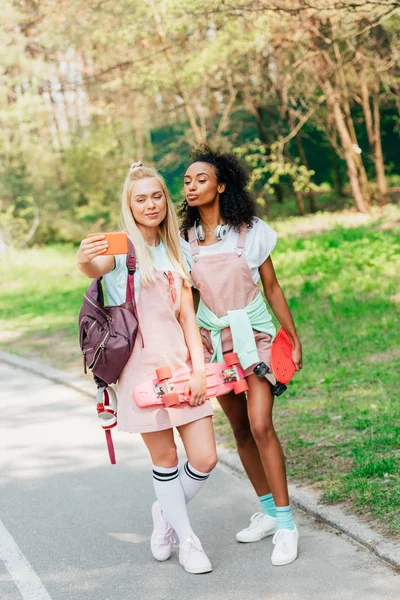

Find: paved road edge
1;350;399;570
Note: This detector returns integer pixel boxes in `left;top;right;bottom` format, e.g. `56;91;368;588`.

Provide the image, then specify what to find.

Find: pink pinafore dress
188;225;273;377
117;269;213;433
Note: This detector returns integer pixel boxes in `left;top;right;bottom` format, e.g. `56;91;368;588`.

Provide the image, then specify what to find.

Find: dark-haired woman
179;146;302;566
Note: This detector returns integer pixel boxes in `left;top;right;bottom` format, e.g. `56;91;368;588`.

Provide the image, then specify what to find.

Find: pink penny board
134;354;248;408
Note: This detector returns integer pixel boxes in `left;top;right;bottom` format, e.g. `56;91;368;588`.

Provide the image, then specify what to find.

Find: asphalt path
0;362;398;600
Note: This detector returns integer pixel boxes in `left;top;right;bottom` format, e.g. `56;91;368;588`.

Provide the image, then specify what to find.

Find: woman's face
130;177;167;230
183;161;225;207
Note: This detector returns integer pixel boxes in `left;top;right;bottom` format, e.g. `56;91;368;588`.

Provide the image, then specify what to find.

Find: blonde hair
121;162;190;287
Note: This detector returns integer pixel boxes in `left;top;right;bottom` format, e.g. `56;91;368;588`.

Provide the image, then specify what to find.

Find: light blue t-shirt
103;239;191;305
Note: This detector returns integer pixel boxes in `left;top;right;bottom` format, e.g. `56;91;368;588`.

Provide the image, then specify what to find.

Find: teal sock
259;493;277;518
276;505;295;530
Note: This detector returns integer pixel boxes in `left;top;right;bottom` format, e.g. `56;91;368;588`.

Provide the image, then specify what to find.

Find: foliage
235;139;317;203
0;195;38;247
0;0;399;242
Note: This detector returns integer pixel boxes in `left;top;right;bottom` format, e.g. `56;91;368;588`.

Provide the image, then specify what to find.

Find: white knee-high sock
152;464;194;542
179;461;211;504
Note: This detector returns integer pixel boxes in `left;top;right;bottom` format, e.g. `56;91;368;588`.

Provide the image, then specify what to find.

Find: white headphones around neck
195;219;229;242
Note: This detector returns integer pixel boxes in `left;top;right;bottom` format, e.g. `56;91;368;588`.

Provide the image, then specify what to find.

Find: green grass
280;220;400;534
0;244;87;337
0;244;89;370
1;209;400;534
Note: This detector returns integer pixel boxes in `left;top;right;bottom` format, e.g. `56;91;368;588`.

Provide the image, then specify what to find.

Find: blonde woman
77;163;216;574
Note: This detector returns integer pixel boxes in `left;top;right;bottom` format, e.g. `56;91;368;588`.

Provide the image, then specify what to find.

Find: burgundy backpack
78;238;139;464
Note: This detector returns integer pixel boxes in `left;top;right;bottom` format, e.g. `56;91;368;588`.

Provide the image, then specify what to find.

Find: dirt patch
379;220;400;231
275;204;400;238
367;348;400;364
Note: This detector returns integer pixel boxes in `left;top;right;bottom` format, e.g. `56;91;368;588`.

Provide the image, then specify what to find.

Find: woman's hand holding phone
78;232;128;264
77;235;109;264
87;232;128;256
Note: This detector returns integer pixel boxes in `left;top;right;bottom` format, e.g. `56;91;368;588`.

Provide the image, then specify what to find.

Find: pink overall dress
117;269;213;433
188;225;273;377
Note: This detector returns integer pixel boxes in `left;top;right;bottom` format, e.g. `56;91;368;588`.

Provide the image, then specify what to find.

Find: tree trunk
360;73;388;205
146;0;204;144
372;91;388;204
294;189;306;215
372;84;388;205
341;93;371;204
360;74;374;145
332;40;372;205
324;81;370;213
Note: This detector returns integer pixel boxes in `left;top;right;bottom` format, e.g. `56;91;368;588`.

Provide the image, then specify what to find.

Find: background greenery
1;1;400;246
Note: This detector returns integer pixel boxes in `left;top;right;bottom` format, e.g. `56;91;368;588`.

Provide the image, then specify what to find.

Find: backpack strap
125;238;137;304
125;238;144;347
96;383;118;465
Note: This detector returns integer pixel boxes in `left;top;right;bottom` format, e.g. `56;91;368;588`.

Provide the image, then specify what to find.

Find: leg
245;375;289;506
141;429;193;541
141;428;212;574
177;416;217;472
141;428;178;468
218;392;278;543
217;391;271;497
177;416;217;503
246;374;298;565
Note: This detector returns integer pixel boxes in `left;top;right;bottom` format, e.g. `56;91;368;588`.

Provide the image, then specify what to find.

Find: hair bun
129;161;143;173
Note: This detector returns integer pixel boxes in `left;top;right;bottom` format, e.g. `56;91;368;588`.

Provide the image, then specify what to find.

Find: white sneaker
150;501;176;561
179;534;213;574
236;512;277;543
271;526;299;566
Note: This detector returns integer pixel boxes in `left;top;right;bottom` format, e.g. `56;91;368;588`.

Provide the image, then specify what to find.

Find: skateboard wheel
164;392;180;407
253;361;270;379
271;382;287;397
233;379;248;394
224;352;240;367
156;366;172;381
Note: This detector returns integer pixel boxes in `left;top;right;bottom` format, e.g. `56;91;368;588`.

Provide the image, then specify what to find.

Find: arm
259;257;302;370
77;234;115;278
178;283;207;406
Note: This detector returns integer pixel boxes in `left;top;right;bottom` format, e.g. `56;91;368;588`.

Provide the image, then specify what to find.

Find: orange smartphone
87;232;129;255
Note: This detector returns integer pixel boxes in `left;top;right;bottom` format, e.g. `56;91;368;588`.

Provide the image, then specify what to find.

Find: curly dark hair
178;144;256;232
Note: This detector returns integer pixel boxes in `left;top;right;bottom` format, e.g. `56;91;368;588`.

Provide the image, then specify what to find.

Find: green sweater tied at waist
196;293;276;370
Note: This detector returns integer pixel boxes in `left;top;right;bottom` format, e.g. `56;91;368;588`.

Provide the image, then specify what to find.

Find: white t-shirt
180;217;277;284
103;239;191;305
